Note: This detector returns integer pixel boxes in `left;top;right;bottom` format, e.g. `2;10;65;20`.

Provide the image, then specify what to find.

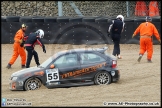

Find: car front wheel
24;77;42;91
94;71;111;85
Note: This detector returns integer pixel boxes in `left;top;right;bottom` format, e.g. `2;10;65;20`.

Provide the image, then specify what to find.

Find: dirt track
1;44;161;107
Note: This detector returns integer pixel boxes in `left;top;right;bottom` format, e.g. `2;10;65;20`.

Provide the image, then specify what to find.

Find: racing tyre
69;17;83;22
44;17;57;22
95;17;108;22
1;16;6;22
32;17;44;22
124;17;134;22
134;17;145;22
57;16;70;22
82;17;96;22
24;77;42;91
94;71;111;85
19;16;33;23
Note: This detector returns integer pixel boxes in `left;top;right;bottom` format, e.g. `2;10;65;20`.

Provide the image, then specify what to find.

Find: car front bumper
9;80;24;91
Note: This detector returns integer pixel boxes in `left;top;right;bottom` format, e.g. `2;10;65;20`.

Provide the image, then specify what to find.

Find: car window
53;53;78;68
80;53;105;64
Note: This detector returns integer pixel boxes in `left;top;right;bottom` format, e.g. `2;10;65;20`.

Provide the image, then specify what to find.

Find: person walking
24;29;46;68
108;15;125;59
6;24;27;69
132;16;161;63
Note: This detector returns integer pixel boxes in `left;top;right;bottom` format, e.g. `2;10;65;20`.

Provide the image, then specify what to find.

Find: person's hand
20;41;25;47
20;43;24;47
132;34;135;38
43;46;46;53
19;39;23;43
43;48;46;53
158;39;161;44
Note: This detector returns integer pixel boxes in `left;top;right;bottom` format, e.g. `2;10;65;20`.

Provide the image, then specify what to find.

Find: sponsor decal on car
61;62;106;78
34;71;44;76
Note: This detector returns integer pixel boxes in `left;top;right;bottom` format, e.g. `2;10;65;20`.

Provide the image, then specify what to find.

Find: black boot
6;63;11;69
22;65;26;68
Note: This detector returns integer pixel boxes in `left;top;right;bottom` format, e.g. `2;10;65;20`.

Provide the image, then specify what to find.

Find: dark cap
146;16;152;22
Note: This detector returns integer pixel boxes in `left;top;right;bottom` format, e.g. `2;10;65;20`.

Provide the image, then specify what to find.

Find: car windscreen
39;57;53;68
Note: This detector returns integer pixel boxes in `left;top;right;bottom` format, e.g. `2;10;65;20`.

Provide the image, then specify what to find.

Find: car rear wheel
24;78;42;91
94;71;111;85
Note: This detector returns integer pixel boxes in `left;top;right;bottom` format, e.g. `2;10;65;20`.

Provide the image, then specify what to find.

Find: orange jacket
149;1;159;17
133;22;160;40
14;29;25;43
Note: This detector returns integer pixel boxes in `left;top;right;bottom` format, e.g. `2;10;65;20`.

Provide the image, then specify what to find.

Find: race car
9;47;120;91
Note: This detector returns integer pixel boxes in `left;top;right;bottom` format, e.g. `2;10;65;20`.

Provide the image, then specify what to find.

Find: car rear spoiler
93;47;108;53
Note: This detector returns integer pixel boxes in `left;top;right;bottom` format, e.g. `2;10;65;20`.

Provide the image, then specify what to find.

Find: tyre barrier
19;16;33;23
44;17;57;23
82;17;96;22
124;17;134;22
57;16;70;22
32;16;44;22
108;16;116;20
134;16;146;22
1;16;6;22
95;17;108;22
6;16;20;22
69;17;83;22
152;16;161;22
2;16;161;45
3;16;161;23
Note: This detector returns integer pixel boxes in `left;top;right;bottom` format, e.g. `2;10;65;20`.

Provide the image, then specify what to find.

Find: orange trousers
139;38;153;60
9;42;26;65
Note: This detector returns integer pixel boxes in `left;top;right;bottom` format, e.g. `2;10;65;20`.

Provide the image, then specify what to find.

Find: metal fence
1;1;161;17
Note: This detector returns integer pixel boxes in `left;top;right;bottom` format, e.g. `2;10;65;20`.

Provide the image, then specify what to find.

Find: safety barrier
1;16;161;44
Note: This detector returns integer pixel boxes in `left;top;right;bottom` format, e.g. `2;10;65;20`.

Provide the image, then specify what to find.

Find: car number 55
46;68;59;82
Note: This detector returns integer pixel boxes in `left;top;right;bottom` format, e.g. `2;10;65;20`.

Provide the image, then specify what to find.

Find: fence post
58;1;63;16
126;1;130;17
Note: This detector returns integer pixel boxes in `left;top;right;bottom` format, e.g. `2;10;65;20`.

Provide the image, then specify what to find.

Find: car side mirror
50;64;55;69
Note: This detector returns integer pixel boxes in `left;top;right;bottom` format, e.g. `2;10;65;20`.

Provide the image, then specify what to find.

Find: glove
132;34;135;38
42;46;46;53
158;39;161;44
20;41;25;47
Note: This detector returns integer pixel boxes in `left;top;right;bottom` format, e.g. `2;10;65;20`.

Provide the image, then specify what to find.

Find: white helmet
36;29;44;38
116;15;124;22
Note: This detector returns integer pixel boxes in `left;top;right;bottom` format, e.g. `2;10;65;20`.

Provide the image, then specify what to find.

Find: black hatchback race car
9;47;120;91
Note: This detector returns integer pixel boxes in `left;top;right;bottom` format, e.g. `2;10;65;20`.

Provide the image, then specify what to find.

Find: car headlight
11;77;18;81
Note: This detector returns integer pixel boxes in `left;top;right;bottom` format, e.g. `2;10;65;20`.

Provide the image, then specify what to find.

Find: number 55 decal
46;68;59;82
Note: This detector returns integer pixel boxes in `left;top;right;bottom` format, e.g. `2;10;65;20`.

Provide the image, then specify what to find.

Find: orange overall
133;22;160;60
9;29;26;65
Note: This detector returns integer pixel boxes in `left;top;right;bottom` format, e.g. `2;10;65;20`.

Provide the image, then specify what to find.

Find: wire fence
1;1;161;17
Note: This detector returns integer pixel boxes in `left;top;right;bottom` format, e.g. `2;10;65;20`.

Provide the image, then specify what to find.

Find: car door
79;52;107;81
49;52;82;85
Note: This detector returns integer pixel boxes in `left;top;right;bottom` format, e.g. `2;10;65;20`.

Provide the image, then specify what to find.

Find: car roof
54;47;108;56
